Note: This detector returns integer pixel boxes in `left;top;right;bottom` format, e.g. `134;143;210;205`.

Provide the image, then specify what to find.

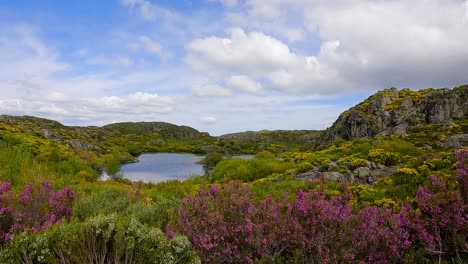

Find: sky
1;0;468;135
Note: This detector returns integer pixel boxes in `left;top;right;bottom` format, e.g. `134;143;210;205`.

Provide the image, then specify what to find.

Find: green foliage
73;188;132;221
0;144;72;188
387;168;427;200
126;197;180;228
296;162;314;173
368;149;402;166
203;152;223;167
0;214;200;264
211;158;294;182
349;157;369;170
47;147;62;163
375;139;420;157
104;150;122;179
255;151;275;159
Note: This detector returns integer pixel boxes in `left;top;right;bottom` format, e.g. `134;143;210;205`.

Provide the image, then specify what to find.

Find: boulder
353;167;371;179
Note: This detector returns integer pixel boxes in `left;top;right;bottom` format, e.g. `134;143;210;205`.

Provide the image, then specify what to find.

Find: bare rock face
444;134;468;148
316;85;468;146
354;167;371;180
68;139;97;151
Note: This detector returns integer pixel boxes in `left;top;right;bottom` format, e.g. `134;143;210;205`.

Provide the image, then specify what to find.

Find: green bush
104;150;122;180
73;188;132;221
127;195;181;228
296;162;314;173
255;151;275;159
211;158;294;182
0;214;200;264
203;152;224;167
368;149;402;166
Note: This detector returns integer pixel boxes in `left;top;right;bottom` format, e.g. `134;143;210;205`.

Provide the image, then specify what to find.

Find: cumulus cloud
0;92;175;122
186;28;344;93
200;116;217;125
186;28;299;76
85;92;174;113
227;75;263;94
218;0;468;91
0;25;179;125
191;84;232;97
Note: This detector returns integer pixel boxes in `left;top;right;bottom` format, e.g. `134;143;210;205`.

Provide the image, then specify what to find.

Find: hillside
0;115;215;155
218;129;321;153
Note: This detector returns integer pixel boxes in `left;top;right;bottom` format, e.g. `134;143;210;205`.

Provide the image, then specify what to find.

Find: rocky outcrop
444;134;468;149
68;139;98;151
316;85;468;146
295;165;400;184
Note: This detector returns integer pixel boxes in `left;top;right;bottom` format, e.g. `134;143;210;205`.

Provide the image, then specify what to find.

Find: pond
101;153;253;183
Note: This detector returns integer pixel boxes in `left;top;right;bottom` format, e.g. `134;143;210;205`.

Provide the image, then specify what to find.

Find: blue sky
1;0;468;135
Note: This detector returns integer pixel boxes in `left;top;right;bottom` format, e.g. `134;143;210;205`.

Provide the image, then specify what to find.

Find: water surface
119;153;205;182
102;153;253;183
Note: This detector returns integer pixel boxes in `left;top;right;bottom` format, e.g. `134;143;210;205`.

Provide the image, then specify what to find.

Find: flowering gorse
0;181;75;244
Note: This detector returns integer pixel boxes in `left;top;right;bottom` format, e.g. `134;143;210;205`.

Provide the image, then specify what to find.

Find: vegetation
1;214;200;264
0;86;467;263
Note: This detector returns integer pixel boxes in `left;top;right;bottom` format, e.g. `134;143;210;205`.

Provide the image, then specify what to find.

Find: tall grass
0;144;71;188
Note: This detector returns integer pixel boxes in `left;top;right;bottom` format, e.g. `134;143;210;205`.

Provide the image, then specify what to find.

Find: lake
101;153;252;183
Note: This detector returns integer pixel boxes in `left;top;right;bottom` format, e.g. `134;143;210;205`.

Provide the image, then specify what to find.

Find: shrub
104;150;122;180
203;152;223;167
255;151;275;159
0;214;200;264
408;174;468;261
296;162;314;173
395;168;419;176
455;149;468;203
73;188;131;221
368;149;401;166
171;182;413;263
170;182;295;263
211;158;294;182
349;157;368;170
127;195;181;228
0;181;75;244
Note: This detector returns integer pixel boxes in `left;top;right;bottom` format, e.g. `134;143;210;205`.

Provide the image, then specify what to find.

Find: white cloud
138;35;169;59
46;92;67;102
227;75;263;94
228;0;468;90
191;84;232;97
120;0;179;22
86;92;174;113
187;28;299;76
200;116;217;124
120;0;158;21
86;55;134;67
186;28;344;93
188;1;468;94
